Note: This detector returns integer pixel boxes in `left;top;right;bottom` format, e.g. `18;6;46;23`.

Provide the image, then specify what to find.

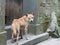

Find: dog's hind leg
19;29;23;39
16;24;20;45
11;28;17;43
11;31;16;43
11;24;17;43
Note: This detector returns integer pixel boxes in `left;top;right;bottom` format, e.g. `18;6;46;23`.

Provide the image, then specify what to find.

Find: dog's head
25;13;34;22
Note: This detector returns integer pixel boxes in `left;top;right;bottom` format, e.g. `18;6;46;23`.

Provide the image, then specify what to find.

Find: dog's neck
22;16;29;23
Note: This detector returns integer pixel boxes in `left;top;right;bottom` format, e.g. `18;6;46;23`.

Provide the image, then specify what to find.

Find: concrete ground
36;38;60;45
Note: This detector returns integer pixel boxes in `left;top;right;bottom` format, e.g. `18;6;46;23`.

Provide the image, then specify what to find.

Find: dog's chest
20;22;28;27
20;25;25;28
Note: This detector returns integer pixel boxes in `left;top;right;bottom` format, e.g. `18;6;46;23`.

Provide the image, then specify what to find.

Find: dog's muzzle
30;19;34;22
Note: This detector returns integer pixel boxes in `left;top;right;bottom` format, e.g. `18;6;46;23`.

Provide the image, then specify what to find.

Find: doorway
5;0;23;25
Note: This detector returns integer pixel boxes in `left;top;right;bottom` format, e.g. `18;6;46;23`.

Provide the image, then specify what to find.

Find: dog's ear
32;12;34;15
26;14;28;17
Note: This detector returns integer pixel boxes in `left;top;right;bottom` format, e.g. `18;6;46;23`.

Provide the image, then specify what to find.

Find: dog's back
12;15;27;35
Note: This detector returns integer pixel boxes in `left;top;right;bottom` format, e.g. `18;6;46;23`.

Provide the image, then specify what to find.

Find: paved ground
36;38;60;45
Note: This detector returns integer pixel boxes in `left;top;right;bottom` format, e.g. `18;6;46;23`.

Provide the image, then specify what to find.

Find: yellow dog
12;13;34;42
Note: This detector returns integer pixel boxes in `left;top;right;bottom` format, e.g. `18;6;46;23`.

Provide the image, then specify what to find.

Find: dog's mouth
31;20;33;22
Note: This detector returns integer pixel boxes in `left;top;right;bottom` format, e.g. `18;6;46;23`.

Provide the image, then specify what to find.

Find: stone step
7;33;49;45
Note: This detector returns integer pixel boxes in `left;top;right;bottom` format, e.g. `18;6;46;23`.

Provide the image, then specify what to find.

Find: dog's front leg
16;32;20;45
11;32;14;43
25;25;29;40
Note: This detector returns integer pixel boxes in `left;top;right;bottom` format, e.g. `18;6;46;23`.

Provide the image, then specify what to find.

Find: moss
28;24;37;35
57;17;60;26
40;3;45;7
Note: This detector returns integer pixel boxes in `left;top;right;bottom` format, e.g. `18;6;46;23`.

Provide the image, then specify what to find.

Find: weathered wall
0;0;6;45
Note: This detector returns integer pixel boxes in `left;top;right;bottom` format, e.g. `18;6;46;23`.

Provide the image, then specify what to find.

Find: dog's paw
26;37;29;40
21;36;23;39
11;39;16;43
26;38;28;40
11;40;15;43
18;37;23;40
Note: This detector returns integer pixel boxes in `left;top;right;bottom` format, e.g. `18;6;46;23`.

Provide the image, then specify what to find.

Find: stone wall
0;0;5;32
0;0;6;45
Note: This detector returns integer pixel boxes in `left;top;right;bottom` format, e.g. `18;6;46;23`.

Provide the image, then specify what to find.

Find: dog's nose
31;21;33;22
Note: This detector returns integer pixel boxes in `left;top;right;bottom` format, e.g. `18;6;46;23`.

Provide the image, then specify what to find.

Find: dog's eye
32;17;33;18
